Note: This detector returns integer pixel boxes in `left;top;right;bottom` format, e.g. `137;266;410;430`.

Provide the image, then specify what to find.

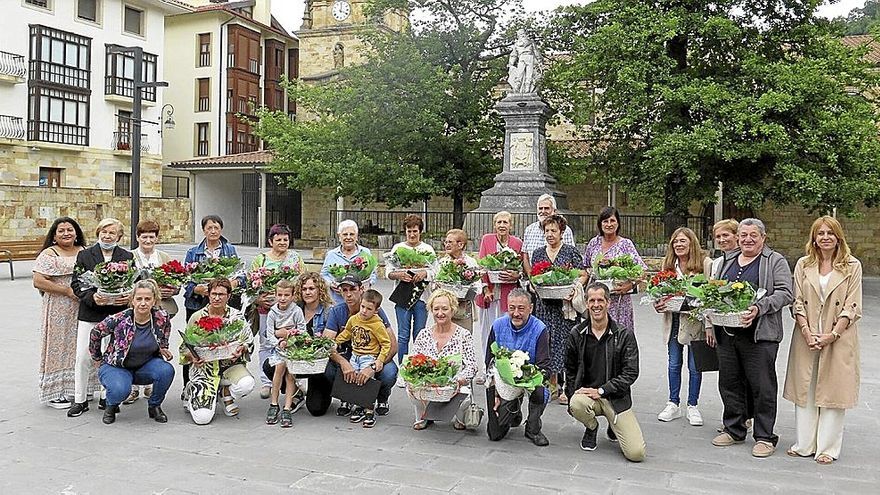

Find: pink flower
464;270;474;279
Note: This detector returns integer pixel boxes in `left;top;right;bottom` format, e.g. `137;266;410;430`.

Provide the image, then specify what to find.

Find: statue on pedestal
507;30;543;94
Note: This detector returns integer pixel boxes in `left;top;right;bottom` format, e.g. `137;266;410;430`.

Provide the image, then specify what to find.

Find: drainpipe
219;15;234;156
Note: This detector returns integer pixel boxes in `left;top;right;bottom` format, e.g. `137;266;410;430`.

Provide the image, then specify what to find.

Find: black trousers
486;386;546;441
715;327;779;445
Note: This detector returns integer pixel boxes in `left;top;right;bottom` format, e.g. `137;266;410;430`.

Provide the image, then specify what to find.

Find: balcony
0;51;26;83
105;75;157;105
0;115;25;140
112;131;150;153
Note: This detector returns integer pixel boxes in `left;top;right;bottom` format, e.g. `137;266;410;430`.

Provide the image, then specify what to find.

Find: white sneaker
657;402;681;422
687;405;703;426
395;376;406;388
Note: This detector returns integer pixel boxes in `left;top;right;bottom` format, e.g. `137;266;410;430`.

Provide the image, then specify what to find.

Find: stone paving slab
2;262;880;493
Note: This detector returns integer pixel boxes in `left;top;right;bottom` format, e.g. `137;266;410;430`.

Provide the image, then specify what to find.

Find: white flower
513;368;523;378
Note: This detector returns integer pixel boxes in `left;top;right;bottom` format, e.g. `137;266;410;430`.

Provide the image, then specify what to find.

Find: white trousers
790;354;846;459
73;320;102;403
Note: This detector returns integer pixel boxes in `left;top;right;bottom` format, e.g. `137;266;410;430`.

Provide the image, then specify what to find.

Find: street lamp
107;45;169;248
160;103;175;131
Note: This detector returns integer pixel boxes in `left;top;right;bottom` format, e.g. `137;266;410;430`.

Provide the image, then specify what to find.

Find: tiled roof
842;35;880;64
169;150;274;170
551;139;591;159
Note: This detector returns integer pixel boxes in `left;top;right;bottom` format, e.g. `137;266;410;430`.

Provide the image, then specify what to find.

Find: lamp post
159;103;175;132
107;45;169;248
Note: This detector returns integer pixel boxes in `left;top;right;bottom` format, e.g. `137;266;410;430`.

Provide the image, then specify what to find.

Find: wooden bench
0;239;45;280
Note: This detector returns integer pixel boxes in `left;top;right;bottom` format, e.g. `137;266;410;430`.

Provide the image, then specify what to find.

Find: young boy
265;279;307;428
334;289;391;428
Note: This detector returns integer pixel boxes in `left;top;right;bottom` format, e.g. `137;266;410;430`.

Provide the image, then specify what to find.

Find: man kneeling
565;283;646;462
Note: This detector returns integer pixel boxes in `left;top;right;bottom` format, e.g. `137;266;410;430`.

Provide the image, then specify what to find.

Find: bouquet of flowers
180;315;248;361
385;247;437;269
490;343;544;400
400;353;462;401
478;248;523;283
687;279;757;327
327;252;377;282
245;264;300;297
77;260;138;298
151;260;189;289
283;330;335;374
187;256;243;284
433;258;482;299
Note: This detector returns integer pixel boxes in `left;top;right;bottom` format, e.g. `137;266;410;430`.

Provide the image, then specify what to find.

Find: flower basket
97;287;134;299
595;279;616;291
436;282;473;299
707;310;751;328
194;342;239;362
286;357;329;375
408;384;459;402
492;369;525;401
534;284;573;300
486;270;507;284
663;295;686;313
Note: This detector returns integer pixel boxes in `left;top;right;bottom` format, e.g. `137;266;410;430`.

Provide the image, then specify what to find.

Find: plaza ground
1;246;878;494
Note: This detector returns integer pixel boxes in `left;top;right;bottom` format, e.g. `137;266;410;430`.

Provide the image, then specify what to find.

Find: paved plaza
1;246;879;494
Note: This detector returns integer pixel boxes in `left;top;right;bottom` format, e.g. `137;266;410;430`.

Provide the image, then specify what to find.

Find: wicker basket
408;384;459;402
595;279;616;291
486;271;507;284
286;357;329;375
436;282;473;300
492;369;525;401
662;295;686;313
97;288;134;299
534;284;574;300
708;310;751;328
193;342;239;362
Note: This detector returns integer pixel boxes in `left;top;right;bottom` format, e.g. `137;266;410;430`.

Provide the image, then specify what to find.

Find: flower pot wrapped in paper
77;260;138;298
181;315;249;362
592;253;644;292
433;258;481;299
187;256;244;284
530;261;580;300
245;264;301;299
478;248;523;284
151;260;189;291
401;353;461;402
688;279;757;328
641;271;706;313
384;247;437;270
283;330;335;375
327;253;378;282
490;343;544;401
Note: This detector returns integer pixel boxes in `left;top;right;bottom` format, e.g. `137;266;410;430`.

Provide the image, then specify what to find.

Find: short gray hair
508;287;531;303
738;218;766;236
536;194;557;209
337;219;359;235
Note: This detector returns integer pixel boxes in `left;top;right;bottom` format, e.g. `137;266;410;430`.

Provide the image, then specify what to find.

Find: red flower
409;353;429;367
650;270;677;287
531;261;553;276
161;260;187;274
196;316;224;333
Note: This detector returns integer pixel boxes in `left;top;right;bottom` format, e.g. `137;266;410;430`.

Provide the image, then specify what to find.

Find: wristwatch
369;363;377;370
831;330;841;341
597;387;605;397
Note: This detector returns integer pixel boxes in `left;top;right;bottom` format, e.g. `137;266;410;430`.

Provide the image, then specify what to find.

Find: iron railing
329;209;712;255
111;131;150;153
0;51;26;79
0;115;25;140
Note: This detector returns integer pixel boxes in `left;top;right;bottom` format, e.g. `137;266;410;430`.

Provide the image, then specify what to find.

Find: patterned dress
531;244;583;373
583;236;647;332
33;249;83;403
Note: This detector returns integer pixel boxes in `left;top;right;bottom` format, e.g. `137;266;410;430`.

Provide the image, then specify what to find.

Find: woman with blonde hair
783;216;862;465
653;227;712;426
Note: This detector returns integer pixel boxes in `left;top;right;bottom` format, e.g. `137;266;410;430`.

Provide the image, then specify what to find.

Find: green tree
833;0;880;35
543;0;880;231
255;0;525;227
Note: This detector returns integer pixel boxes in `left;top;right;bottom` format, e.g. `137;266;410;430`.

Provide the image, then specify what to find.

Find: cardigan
89;307;171;367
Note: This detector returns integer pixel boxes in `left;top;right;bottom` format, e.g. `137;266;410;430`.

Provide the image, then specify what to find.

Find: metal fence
329;210;712;255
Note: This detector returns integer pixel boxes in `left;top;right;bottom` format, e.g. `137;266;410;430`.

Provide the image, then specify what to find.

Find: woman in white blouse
407;289;478;431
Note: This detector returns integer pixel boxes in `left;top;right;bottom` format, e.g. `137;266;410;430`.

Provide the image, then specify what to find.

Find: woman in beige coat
783;216;861;465
653;227;713;427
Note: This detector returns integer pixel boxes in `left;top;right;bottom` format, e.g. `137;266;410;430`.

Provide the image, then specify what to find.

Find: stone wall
0;185;192;244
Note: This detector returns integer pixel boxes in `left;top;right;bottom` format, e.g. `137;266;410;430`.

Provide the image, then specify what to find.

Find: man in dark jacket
565;283;645;462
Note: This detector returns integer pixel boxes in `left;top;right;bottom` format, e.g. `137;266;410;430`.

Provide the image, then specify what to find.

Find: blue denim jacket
183;236;244;310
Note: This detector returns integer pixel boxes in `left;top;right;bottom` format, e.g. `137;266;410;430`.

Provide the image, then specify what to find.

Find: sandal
266;404;280;424
786;448;810;458
280;409;293;428
558;393;569;405
412;419;433;430
816;454;834;465
222;396;239;417
453;420;466;431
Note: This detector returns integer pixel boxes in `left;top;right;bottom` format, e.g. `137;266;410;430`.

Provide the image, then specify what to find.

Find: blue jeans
395;299;427;363
99;357;175;407
668;320;701;406
350;353;376;372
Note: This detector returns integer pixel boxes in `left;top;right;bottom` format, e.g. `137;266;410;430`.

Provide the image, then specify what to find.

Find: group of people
32;196;861;465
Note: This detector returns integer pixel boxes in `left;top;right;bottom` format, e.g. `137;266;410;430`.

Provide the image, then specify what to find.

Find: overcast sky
272;0;867;34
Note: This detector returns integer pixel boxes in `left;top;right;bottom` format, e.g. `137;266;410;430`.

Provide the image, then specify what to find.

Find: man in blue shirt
306;274;399;418
485;288;551;446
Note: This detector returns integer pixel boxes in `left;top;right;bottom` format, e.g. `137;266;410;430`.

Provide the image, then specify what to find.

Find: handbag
462;401;484;429
690;340;719;372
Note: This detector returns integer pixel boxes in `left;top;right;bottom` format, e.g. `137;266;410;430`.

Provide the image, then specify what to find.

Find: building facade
0;0;192;243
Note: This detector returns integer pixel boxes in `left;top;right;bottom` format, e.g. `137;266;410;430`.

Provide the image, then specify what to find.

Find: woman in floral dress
583;207;647;332
530;215;588;405
32;217;86;408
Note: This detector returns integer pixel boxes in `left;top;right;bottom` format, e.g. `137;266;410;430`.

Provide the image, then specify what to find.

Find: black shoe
375;402;390;416
102;405;119;424
581;426;598;451
148;406;167;423
67;402;89;417
607;425;618;443
336;401;352;417
349;407;366;423
98;398;107;410
525;430;549;447
510;412;523;428
362;411;376;428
